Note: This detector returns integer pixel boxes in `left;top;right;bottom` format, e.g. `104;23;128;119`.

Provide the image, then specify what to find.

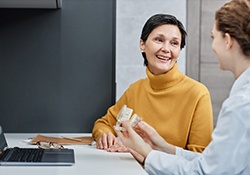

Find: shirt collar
230;67;250;96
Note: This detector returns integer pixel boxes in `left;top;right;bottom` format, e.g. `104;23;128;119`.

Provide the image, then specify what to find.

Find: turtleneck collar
146;64;185;90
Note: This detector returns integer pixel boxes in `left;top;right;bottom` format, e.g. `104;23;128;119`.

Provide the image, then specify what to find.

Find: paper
30;134;94;145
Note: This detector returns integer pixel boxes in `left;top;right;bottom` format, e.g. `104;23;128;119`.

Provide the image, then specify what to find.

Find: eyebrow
157;34;181;41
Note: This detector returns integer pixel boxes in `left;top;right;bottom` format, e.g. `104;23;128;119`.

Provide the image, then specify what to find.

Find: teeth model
115;105;142;130
129;114;142;128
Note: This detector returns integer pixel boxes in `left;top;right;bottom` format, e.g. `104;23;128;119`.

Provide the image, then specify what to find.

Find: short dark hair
140;14;187;66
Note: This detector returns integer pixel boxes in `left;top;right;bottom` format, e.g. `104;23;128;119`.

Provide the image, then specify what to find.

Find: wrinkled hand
114;121;152;158
96;132;118;150
107;141;129;152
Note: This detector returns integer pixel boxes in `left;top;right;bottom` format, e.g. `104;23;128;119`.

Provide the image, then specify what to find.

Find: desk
1;133;148;175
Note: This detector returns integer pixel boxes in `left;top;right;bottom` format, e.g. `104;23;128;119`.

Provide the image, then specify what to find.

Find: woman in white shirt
115;0;250;174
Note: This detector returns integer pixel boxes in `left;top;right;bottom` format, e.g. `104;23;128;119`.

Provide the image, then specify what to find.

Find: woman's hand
96;132;118;150
114;121;152;158
107;141;129;152
115;121;176;156
136;121;176;154
128;148;145;165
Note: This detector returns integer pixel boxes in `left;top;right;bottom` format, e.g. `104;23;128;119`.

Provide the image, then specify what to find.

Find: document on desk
30;134;94;145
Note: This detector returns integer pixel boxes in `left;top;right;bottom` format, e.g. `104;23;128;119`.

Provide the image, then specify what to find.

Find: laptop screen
0;126;8;152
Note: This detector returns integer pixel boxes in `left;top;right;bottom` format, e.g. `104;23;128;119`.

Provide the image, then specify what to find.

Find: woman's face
211;22;232;71
140;24;182;75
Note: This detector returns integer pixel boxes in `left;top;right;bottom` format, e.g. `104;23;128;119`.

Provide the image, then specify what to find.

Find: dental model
115;105;142;130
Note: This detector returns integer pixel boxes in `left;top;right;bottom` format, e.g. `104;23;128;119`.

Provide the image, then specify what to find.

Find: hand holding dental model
114;105;142;131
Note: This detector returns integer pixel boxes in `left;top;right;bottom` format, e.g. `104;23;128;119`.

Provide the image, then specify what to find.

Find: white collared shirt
144;67;250;175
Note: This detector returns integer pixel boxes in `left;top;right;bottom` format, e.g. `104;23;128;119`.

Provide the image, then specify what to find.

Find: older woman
92;14;213;154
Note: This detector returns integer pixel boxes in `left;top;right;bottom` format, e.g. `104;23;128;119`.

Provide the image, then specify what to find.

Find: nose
161;42;170;52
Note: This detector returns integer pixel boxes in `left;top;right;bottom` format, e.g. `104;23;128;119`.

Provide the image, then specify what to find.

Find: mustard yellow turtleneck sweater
92;64;213;152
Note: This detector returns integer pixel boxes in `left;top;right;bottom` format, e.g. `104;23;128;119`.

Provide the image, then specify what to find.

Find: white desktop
1;133;148;175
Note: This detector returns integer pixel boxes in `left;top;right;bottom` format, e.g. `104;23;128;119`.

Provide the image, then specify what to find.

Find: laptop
0;125;75;166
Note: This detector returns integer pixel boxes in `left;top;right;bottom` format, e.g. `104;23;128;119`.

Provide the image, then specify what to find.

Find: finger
96;136;104;149
113;136;118;145
114;127;124;140
122;120;135;134
107;143;118;152
98;133;108;150
117;146;129;152
107;142;128;152
107;133;116;148
134;128;143;135
102;134;109;150
138;121;155;136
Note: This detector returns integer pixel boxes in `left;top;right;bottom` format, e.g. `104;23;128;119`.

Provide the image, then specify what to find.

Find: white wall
116;0;187;100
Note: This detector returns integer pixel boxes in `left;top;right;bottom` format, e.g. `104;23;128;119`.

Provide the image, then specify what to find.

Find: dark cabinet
0;0;116;133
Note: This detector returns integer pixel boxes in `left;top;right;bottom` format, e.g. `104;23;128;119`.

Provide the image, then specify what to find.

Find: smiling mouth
156;55;172;61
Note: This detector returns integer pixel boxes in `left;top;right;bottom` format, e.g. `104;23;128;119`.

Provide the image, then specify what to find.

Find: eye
171;41;179;46
155;37;163;43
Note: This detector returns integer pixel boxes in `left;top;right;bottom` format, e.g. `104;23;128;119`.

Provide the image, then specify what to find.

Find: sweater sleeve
187;92;213;152
92;88;130;141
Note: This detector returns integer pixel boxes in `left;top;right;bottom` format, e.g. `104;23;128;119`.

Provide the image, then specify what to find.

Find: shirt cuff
175;146;183;156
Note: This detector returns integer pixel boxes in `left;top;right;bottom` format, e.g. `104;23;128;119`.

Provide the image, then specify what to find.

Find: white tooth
158;56;166;59
157;55;172;60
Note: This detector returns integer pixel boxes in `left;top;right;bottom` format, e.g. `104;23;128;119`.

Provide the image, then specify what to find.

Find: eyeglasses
36;141;64;149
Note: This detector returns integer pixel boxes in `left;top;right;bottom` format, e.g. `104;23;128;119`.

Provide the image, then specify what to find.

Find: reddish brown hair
215;0;250;56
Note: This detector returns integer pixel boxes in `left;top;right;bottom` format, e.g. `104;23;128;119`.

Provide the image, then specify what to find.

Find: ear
140;39;145;52
225;33;233;49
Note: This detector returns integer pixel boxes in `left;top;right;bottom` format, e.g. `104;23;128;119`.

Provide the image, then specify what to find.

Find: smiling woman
140;24;182;75
92;13;213;165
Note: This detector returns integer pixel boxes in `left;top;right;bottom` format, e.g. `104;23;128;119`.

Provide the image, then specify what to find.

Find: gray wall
187;0;234;126
0;0;116;133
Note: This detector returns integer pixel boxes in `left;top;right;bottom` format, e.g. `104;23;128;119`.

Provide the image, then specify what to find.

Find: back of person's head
215;0;250;56
140;14;187;66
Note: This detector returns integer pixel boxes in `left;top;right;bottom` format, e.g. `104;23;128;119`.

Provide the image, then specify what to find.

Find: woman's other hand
136;121;176;154
96;132;118;150
115;120;152;157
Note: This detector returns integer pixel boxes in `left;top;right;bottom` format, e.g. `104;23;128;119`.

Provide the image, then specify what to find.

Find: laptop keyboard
0;147;44;162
